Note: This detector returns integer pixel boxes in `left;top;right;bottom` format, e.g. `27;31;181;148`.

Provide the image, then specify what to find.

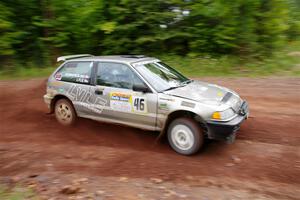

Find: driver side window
96;62;144;90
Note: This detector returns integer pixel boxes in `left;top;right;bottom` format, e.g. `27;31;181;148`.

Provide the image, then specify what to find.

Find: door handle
95;89;103;95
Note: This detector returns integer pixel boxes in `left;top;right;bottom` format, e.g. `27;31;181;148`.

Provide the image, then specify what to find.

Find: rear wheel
54;99;76;126
167;118;204;155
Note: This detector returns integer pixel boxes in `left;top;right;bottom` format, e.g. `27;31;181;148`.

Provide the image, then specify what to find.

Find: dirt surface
0;77;299;200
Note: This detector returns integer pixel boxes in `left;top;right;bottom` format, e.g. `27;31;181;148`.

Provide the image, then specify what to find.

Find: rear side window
55;61;93;84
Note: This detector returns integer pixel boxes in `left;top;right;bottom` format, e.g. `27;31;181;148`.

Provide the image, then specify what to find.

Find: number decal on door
132;96;147;113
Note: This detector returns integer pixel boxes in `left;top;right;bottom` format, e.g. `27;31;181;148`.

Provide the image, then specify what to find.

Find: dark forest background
0;0;299;76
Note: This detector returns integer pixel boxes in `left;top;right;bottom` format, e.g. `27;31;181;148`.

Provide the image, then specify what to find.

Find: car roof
67;55;158;65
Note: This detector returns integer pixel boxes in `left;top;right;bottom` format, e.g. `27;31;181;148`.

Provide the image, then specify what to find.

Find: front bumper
206;101;249;143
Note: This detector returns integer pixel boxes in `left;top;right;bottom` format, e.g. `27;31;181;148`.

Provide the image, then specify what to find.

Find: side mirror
133;84;150;93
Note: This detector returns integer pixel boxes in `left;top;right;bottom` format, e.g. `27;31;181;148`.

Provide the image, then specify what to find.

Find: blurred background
0;0;300;78
1;1;300;199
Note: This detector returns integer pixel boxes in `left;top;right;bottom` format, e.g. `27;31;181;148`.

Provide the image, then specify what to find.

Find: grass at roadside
160;41;300;77
0;185;38;200
0;41;299;80
0;67;55;80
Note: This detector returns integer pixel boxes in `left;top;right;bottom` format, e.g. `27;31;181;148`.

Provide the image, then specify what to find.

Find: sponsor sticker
181;101;195;108
49;81;64;87
109;92;147;113
64;73;89;79
55;73;62;80
110;92;132;112
158;102;169;111
75;77;89;83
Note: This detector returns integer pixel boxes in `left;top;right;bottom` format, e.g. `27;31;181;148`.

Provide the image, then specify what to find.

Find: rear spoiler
57;54;94;62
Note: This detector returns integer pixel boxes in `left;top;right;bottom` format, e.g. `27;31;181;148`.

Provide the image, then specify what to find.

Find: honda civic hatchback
44;54;249;155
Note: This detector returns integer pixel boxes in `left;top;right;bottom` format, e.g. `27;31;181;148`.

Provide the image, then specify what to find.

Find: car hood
163;80;236;106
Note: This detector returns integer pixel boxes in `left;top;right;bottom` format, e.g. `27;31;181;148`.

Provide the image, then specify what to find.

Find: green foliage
0;185;38;200
0;0;299;70
1;41;299;79
0;3;21;56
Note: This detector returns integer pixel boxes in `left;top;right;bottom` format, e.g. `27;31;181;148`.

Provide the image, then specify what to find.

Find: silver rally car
44;54;249;155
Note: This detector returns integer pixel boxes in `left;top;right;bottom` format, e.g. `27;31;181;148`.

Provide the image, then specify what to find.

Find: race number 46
132;96;147;113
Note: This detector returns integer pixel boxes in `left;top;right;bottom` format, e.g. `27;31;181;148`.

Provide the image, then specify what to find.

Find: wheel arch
49;94;74;114
158;110;207;139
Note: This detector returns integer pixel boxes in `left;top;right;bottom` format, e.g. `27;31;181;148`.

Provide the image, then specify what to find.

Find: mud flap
155;130;165;144
226;132;236;144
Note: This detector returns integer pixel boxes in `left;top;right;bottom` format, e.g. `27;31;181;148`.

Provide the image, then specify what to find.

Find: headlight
212;109;235;120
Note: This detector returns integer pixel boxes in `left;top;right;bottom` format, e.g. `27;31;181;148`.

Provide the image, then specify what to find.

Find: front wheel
54;99;77;126
167;118;204;155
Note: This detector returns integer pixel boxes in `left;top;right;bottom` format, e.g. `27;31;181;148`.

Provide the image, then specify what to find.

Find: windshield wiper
163;84;187;92
162;80;193;92
181;79;193;85
163;80;193;92
163;86;180;92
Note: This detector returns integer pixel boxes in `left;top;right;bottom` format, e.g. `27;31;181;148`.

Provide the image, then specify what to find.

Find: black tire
167;118;204;155
54;99;77;126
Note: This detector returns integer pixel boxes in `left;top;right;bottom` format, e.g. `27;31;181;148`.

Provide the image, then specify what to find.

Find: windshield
135;61;190;92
